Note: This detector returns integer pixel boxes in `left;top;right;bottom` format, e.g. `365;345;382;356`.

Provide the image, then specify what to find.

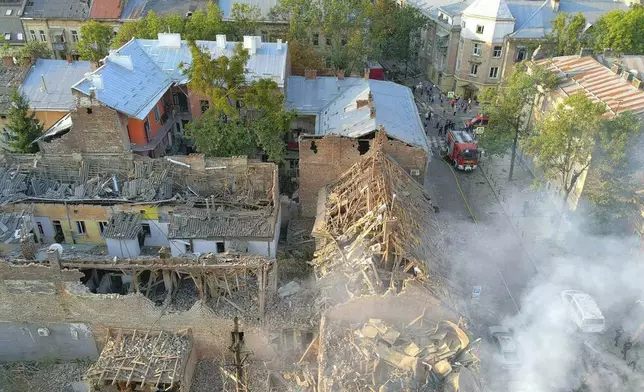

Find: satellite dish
48;243;63;256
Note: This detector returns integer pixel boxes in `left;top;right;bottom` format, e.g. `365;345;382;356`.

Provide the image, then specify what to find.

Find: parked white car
488;326;521;369
560;290;605;333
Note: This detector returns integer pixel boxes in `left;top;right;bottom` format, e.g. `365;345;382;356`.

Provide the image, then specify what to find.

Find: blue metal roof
72;40;173;120
20;60;92;111
287;76;430;153
508;0;627;40
136;38;288;87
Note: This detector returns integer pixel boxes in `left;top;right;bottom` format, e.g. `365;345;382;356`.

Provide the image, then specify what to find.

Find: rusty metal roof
535;56;644;118
90;0;124;19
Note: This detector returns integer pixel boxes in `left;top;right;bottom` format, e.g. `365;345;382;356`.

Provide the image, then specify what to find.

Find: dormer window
476;25;484;34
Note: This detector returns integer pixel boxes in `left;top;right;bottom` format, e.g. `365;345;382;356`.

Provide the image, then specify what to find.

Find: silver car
488;326;521;369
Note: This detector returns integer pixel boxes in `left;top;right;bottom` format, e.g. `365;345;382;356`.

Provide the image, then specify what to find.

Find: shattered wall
0;262;277;360
39;95;131;155
299;135;428;217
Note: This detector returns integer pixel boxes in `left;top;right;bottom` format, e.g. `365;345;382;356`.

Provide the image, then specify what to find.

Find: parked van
561;290;605;333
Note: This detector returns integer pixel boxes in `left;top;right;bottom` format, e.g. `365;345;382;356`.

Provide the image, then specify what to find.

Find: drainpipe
64;201;76;244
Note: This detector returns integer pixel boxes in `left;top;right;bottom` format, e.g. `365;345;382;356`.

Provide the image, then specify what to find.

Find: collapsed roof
0;153;279;239
311;131;448;301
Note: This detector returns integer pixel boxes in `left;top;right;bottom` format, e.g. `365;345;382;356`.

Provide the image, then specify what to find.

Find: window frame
76;221;86;235
469;63;478;76
489;66;499;79
39;30;46;42
30;30;36;41
199;100;210;114
144;119;151;142
476;25;484;34
141;223;152;237
71;30;78;42
98;221;108;234
493;45;502;58
312;33;319;46
153;105;160;122
472;42;481;56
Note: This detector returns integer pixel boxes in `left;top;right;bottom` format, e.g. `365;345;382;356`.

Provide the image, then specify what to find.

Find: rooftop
0;5;27;44
101;212;142;240
0;64;29;115
286;76;430;153
120;0;209;20
534;56;644;118
73;34;288;119
22;0;91;19
463;0;514;20
90;0;124;19
20;59;92;111
508;0;627;40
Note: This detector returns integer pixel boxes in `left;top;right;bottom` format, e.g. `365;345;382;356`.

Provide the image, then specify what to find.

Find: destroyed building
286;74;430;217
310;131;449;306
0;153;281;258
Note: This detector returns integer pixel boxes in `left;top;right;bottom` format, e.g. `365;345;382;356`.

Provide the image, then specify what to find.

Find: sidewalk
479;152;563;268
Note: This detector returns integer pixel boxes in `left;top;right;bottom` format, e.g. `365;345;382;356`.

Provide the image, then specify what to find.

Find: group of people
413;82;436;103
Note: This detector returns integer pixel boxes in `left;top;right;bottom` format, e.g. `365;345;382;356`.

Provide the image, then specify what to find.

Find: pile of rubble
320;318;479;392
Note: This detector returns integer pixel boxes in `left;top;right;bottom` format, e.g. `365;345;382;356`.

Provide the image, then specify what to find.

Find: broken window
216;242;225;253
36;222;44;236
141;223;151;237
76;221;86;235
52;220;64;243
200;100;210;114
98;221;108;234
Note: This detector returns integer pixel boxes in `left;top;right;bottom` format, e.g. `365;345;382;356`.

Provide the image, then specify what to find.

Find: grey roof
287;76;430;153
102;212;142;240
405;0;467;18
0;212;33;244
0;65;29;115
120;0;209;21
20;60;92;111
22;0;91;19
72;40;174;120
0;14;26;44
136;37;288;86
597;55;644;79
508;0;627;40
167;212;275;239
219;0;279;20
463;0;513;20
73;35;288;119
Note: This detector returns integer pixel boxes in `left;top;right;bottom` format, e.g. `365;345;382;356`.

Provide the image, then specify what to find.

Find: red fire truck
445;130;479;171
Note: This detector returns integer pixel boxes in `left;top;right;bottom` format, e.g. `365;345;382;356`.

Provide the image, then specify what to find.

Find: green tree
478;64;557;180
271;0;372;73
285;39;325;76
5;90;42;153
524;94;605;214
548;12;587;56
78;20;114;64
583;112;642;234
18;41;52;60
184;41;295;162
184;2;227;41
229;3;261;40
592;6;644;55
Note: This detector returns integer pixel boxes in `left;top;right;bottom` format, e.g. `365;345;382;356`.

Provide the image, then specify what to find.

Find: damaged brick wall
39;93;131;154
299;135;428;217
0;262;276;360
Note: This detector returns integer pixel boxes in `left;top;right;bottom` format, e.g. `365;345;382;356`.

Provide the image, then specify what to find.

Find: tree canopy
288;39;325;75
5;90;42;153
78;20;114;64
547;12;587;56
184;41;295;162
478;64;557;179
229;4;262;40
524;94;605;208
592;6;644;55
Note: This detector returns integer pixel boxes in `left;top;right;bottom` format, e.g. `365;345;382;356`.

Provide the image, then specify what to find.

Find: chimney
304;68;317;80
216;34;226;49
66;54;73;64
3;55;13;68
364;67;370;80
337;70;344;80
276;38;283;51
551;0;560;11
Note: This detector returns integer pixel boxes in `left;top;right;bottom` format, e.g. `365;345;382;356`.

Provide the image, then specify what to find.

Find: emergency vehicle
445;130;479;171
465;114;488;128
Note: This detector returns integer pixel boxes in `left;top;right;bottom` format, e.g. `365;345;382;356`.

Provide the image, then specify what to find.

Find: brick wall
299;135;428;217
39;93;131;154
0;262;277;359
